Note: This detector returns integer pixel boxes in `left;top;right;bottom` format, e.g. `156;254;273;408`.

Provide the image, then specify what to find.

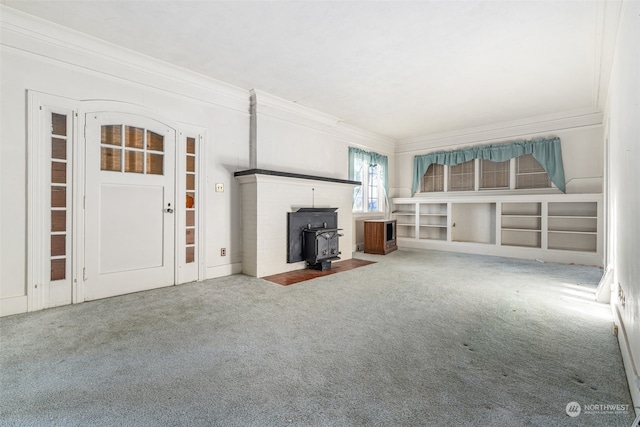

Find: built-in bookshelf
392;194;602;266
547;202;598;252
501;202;542;248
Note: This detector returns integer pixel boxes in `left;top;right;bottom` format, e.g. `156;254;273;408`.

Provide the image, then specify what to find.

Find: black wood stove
287;208;342;270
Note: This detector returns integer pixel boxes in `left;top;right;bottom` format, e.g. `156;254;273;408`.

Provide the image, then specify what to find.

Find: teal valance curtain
349;147;389;196
412;137;566;195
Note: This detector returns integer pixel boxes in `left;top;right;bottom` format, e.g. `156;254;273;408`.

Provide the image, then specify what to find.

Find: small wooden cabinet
364;219;398;255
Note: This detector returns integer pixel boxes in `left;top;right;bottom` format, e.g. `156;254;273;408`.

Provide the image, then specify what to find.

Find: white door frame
27;94;206;310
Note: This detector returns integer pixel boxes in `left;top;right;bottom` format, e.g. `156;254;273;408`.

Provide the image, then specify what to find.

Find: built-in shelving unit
501;202;542;248
547;202;598;252
393;202;417;239
392;194;602;266
418;203;448;241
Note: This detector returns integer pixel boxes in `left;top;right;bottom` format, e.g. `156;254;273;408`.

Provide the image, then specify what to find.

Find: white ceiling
3;0;610;140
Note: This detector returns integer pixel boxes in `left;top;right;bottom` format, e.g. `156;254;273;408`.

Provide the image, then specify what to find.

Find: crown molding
396;108;604;154
334;122;396;155
0;5;249;113
251;89;340;133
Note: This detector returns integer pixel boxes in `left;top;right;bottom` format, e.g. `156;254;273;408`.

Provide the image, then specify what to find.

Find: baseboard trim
0;295;28;317
206;263;242;279
613;305;640;413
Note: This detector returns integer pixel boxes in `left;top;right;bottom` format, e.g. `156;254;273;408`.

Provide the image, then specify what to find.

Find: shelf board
501;228;542;232
548;246;597;253
419;213;447;217
548;230;597;235
419;224;447;228
397;223;415;227
548;215;597;219
393;211;416;215
502;214;542;218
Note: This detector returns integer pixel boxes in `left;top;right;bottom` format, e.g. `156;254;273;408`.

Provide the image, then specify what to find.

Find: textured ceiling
3;0;608;140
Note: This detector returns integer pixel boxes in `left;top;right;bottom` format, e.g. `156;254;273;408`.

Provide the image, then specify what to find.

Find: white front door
85;112;176;301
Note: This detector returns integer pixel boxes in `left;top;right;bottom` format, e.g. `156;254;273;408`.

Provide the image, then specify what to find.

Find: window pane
186;174;195;190
51;235;65;257
51;161;66;183
51;258;66;281
186;156;195;172
124;150;143;173
186;210;195;227
101;147;121;171
186;192;195;208
352;187;363;211
51;186;66;208
517;154;545;173
449;161;475;191
101;125;121;146
52;113;67;136
125;126;144;149
516;155;550;189
147;153;164;175
186;137;196;154
51;210;66;232
422;163;444;192
480;159;509;189
186;247;195;263
186;228;195;245
52;138;67;160
147;130;164;152
368;165;378;212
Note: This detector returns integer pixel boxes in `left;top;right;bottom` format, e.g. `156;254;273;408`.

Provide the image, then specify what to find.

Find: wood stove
287;208;342;270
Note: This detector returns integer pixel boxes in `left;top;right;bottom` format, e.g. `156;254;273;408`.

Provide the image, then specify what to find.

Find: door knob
165;203;174;213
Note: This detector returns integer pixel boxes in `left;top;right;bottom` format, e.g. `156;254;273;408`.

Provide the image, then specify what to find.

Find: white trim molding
1;5;249;114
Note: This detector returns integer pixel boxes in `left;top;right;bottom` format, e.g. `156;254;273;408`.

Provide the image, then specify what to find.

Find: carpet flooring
0;249;635;426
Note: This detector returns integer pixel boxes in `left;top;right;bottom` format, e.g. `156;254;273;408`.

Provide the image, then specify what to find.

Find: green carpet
0;249;635;426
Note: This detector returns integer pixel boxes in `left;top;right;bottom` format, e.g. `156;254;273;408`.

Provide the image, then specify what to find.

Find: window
50;112;70;281
349;147;388;213
412;137;565;195
516;154;551;189
448;160;475;191
185;137;197;264
480;159;510;190
421;156;551;193
101;125;164;175
422;163;444;192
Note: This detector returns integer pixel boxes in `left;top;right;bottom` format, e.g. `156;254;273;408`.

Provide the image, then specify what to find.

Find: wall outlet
215;183;224;192
220;248;226;256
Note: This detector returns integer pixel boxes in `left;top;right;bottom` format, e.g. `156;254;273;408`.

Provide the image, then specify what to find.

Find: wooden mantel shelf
234;169;361;186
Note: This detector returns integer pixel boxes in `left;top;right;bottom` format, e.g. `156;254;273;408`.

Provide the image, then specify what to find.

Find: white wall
393;111;604;198
0;7;392;315
606;0;640;409
251;90;396;252
0;10;250;315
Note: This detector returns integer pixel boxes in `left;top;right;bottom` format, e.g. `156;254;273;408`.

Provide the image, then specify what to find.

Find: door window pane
101;125;121;146
125;126;144;149
147;153;164;175
101;147;121;171
124;150;143;174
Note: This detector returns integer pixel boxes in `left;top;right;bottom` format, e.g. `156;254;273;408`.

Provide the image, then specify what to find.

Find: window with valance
412;137;566;195
349;147;389;212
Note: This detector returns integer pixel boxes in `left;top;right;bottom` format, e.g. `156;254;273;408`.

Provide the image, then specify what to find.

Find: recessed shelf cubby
392;194;602;266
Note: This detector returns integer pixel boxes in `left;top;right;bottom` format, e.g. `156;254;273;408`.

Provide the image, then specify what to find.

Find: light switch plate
215;183;224;192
